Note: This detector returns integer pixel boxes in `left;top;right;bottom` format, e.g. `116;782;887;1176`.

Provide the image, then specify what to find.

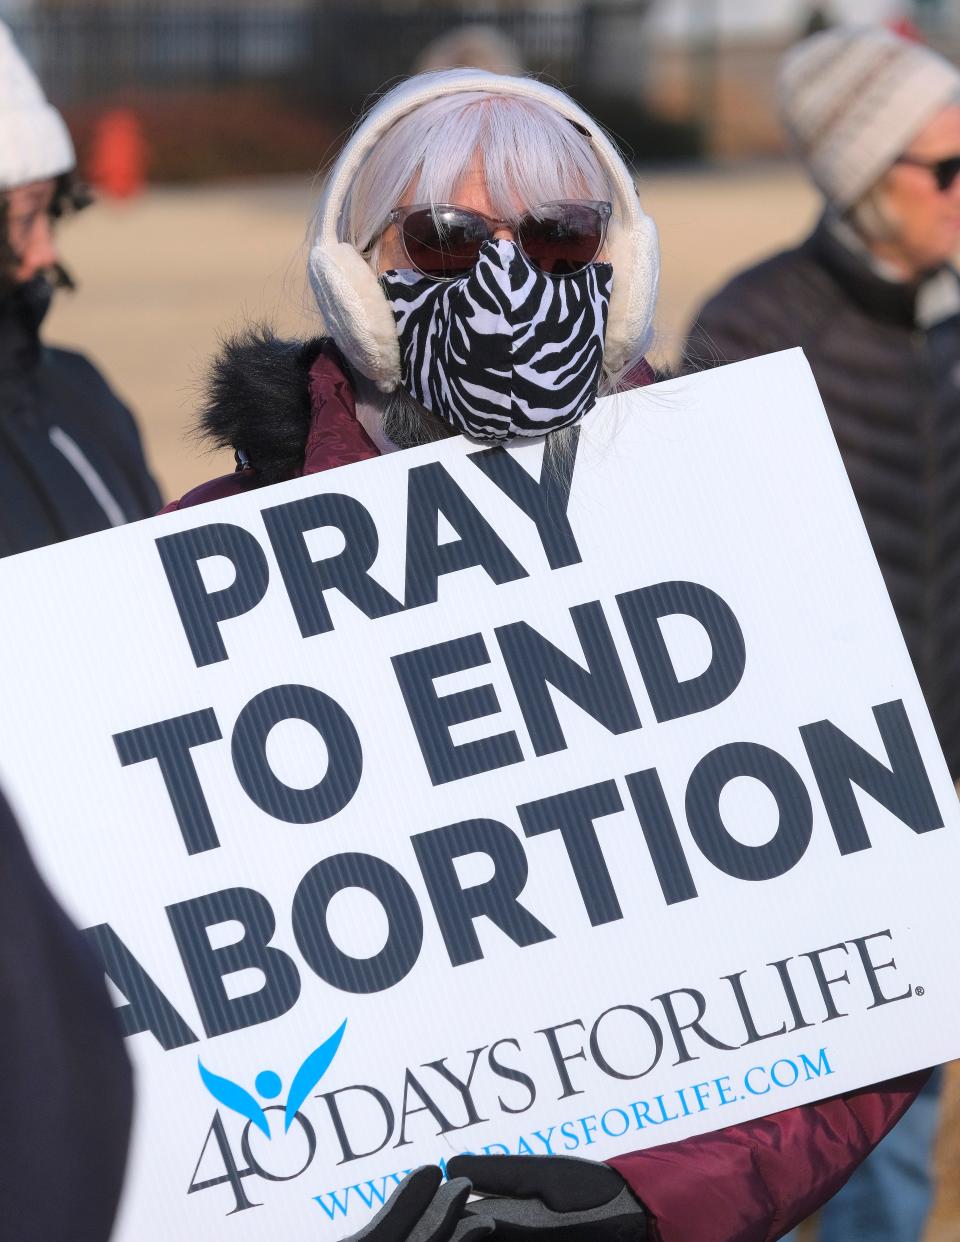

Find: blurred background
6;0;957;499
1;0;959;1237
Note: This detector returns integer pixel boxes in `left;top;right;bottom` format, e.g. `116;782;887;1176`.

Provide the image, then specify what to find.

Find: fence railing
11;4;639;110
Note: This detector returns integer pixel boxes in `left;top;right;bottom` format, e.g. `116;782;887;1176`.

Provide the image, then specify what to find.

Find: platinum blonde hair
339;87;610;254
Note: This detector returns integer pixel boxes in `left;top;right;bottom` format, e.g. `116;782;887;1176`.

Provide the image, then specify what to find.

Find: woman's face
6;178;59;284
874;105;960;276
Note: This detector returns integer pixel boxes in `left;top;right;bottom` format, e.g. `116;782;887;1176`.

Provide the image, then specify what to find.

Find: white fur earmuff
309;70;660;389
603;212;660;376
309;241;401;391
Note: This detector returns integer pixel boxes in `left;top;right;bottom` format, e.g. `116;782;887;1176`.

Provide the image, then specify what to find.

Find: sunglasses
895;154;960;192
386;200;612;280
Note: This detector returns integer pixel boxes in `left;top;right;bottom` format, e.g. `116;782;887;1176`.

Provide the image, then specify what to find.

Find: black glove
344;1166;494;1242
446;1155;648;1242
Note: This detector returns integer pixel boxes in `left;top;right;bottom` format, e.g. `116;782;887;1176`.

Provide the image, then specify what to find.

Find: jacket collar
300;349;655;473
299;350;650;474
301;345;379;474
804;214;960;329
199;328;654;484
0;277;50;382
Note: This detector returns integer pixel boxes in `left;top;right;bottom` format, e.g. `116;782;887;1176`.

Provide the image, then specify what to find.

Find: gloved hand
344;1166;494;1242
446;1154;649;1242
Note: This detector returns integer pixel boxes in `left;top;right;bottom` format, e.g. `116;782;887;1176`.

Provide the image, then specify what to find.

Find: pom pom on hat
778;26;960;209
0;20;74;192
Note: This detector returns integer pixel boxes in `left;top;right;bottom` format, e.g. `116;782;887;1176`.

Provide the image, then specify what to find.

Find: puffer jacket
683;217;960;778
0;279;161;555
164;328;927;1242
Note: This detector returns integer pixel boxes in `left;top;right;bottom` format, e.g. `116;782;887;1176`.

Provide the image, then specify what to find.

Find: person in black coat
0;20;160;556
684;27;960;785
0;24;143;1240
0;783;133;1242
682;26;957;1242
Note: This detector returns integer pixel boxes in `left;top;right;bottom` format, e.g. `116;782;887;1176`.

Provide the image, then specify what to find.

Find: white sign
1;350;957;1240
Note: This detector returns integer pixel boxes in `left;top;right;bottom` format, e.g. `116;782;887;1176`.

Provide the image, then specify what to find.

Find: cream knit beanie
0;20;74;192
778;27;960;209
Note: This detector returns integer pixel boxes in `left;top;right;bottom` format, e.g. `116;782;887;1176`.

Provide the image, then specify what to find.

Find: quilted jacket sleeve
608;1071;928;1242
682;278;793;374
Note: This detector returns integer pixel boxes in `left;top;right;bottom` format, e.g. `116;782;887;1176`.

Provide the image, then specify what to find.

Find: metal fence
11;4;642;111
10;3;960;151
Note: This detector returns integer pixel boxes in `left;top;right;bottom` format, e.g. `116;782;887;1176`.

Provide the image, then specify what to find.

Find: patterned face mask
379;239;612;442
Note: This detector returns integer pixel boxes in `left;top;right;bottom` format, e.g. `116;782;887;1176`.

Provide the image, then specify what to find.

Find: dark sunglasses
386;200;612;280
895;153;960;191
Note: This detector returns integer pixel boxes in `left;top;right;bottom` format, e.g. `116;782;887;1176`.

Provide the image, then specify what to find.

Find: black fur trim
197;326;326;485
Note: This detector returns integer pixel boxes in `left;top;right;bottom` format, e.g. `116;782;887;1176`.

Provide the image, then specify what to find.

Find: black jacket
0;279;160;556
683;218;960;777
0;784;132;1241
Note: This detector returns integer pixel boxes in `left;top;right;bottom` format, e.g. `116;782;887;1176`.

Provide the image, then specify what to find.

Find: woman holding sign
165;70;927;1242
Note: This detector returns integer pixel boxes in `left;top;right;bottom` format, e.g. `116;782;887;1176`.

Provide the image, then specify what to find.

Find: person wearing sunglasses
165;68;926;1242
167;71;658;486
683;25;958;1242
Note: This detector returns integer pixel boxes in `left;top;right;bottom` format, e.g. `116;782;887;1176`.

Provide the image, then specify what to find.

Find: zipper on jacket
48;425;129;529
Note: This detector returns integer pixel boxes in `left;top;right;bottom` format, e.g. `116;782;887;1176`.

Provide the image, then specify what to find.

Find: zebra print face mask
380;239;612;442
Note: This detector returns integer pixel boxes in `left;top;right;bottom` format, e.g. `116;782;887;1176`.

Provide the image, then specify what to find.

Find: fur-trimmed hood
197;327;327;486
170;324;380;514
178;324;658;517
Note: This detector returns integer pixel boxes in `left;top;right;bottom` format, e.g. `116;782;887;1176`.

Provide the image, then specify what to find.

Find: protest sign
0;348;957;1239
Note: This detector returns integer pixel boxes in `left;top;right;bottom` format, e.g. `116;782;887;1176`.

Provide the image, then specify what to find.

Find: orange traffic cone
88;108;147;200
887;17;924;44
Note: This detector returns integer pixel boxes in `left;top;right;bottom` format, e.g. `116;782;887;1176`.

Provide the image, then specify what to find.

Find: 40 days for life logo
191;1021;347;1213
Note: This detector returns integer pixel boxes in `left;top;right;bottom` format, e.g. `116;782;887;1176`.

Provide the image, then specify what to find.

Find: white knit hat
0;20;74;192
778;27;960;209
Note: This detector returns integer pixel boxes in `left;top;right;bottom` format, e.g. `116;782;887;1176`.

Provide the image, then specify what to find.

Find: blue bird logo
198;1020;347;1139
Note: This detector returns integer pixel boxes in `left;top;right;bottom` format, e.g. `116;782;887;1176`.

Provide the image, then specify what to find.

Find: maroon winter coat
165;334;928;1242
